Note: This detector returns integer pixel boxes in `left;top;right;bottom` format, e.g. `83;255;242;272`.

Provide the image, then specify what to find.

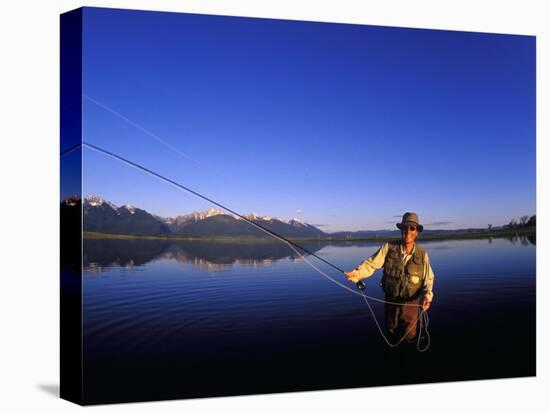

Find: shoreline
83;228;536;243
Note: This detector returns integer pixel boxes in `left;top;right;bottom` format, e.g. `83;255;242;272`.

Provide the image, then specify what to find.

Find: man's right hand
344;271;358;282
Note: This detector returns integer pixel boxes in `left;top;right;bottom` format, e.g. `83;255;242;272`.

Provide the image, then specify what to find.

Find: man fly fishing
344;212;435;344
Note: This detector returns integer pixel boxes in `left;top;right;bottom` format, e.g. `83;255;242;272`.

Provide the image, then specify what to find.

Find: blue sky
81;7;535;232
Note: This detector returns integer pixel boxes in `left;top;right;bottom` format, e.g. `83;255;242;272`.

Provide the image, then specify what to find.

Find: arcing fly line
63;141;430;351
82;94;238;184
81;142;350;285
60;142;84;158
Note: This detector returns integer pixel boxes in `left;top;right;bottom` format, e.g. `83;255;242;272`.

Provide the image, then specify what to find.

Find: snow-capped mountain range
82;195;171;235
161;208;224;226
79;195;325;238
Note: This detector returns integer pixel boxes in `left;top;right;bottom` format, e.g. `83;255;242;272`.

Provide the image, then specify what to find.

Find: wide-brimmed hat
396;212;424;232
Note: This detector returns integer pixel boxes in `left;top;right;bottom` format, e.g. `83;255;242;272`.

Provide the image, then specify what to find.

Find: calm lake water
82;237;536;404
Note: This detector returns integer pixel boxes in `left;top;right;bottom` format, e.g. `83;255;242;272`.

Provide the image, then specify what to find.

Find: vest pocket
404;274;422;298
382;275;400;298
406;261;422;278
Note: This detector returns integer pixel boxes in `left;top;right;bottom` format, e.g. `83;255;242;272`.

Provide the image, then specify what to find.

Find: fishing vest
381;241;426;300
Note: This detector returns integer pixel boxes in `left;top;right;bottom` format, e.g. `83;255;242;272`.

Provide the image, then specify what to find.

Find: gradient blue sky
81;7;535;232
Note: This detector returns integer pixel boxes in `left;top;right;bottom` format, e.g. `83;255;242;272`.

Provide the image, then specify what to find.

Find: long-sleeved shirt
346;242;435;302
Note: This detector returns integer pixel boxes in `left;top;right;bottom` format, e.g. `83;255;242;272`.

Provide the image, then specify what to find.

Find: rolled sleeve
422;253;435;302
347;243;389;282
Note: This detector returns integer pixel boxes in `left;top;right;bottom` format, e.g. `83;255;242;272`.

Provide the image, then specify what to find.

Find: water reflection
505;233;536;246
484;233;536;246
82;237;535;403
84;239;171;272
83;233;536;272
83;239;324;272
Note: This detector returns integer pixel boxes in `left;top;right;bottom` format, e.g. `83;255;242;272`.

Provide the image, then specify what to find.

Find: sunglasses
401;225;417;233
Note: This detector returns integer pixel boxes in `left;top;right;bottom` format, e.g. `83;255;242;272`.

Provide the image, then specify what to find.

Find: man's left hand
422;297;431;312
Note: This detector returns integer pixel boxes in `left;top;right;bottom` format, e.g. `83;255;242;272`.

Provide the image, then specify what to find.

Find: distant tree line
506;215;536;229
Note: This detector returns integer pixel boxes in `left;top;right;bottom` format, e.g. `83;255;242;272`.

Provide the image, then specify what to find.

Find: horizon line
62;193;534;233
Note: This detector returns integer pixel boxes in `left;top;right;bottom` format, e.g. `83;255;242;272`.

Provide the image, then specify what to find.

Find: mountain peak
85;194;104;207
85;194;118;211
289;218;306;226
167;207;224;225
122;204;136;214
63;195;81;206
204;208;223;218
245;212;276;222
188;208;223;221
